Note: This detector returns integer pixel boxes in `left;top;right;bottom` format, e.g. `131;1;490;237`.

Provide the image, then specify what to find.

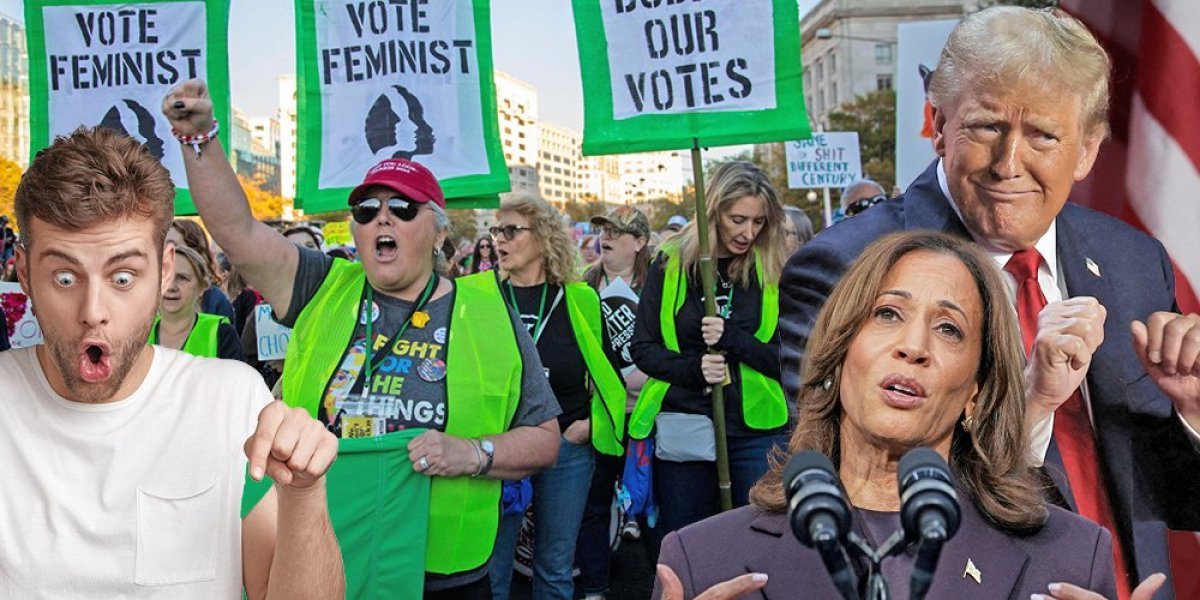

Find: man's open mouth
79;340;113;383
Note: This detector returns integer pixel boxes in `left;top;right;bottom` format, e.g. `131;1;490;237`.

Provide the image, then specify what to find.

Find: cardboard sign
25;0;231;215
255;303;291;361
573;0;809;155
0;282;43;349
785;132;863;189
296;0;508;212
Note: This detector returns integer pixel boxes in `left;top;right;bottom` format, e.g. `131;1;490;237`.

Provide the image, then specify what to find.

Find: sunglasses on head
489;224;533;241
845;195;886;217
352;196;422;224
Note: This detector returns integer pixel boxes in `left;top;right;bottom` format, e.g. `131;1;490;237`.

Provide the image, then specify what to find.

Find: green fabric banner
572;0;810;155
294;0;508;214
242;429;432;599
24;0;231;216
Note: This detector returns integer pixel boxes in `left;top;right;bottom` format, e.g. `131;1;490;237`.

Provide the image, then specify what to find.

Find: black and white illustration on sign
42;2;208;188
365;84;436;159
316;0;488;187
99;99;165;159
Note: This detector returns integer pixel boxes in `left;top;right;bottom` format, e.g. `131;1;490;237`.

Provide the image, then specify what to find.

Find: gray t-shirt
281;248;560;591
280;248;560;437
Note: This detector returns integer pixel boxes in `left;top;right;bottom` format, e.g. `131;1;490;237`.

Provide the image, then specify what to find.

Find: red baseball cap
347;158;445;209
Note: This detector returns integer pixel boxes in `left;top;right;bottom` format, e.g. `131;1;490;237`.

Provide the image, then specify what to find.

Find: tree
237;175;283;220
0;157;23;222
561;200;608;225
827;89;897;194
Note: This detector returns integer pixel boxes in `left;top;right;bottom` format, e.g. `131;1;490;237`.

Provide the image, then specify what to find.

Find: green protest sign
295;0;508;213
572;0;810;155
25;0;231;216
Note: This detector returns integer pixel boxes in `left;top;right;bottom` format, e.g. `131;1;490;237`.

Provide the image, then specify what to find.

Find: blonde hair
676;161;786;288
928;6;1111;137
750;232;1047;533
497;194;578;286
170;245;211;308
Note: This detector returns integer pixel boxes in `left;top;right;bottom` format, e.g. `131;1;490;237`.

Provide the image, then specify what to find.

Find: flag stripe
1137;2;1200;175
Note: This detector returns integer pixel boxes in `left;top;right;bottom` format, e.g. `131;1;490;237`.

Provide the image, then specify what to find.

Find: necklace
504;279;550;342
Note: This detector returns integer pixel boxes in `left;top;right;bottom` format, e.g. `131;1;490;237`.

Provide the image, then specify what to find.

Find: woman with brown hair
653;232;1119;599
166;218;236;322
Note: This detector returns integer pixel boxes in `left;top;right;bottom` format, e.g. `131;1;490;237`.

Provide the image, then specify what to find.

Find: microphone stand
845;530;907;600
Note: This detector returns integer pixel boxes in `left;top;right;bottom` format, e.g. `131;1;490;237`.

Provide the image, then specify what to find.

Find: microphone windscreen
898;447;948;485
784;450;837;496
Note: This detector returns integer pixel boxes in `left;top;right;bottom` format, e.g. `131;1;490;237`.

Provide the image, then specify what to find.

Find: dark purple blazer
655;499;1116;600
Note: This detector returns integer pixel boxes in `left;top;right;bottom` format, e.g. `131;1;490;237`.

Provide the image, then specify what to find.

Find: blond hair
750;232;1047;533
676;161;785;288
497;194;578;286
928;6;1111;137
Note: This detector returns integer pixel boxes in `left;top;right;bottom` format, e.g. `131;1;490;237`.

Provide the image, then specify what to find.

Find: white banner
0;283;43;349
895;19;958;190
254;304;291;361
785;132;862;189
601;0;776;119
40;2;209;190
314;0;489;188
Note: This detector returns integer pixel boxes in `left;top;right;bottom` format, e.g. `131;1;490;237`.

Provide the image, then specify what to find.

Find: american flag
1061;0;1200;596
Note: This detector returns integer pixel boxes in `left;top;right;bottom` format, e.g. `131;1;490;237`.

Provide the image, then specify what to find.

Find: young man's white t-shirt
0;346;272;598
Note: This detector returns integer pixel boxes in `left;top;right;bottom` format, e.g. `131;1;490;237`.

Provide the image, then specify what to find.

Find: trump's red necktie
1005;249;1132;599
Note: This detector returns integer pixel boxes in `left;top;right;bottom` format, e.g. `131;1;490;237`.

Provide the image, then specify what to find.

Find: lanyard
505;280;550;343
362;272;438;387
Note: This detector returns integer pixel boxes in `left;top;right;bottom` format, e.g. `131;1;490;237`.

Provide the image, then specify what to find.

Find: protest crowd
2;4;1200;600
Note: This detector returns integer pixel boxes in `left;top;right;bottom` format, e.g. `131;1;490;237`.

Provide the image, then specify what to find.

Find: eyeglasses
351;196;421;224
489;225;533;241
845;195;886;217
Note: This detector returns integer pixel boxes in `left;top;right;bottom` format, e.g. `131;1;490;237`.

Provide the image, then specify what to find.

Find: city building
580;154;623;205
229;107;281;196
801;0;971;127
0;12;28;169
495;71;541;203
620;150;690;205
277;75;298;202
537;122;581;206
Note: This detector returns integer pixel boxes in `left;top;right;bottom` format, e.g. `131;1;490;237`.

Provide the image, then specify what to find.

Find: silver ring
418;456;430;471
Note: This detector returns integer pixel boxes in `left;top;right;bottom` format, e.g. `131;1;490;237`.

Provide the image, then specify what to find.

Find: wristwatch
474;439;495;477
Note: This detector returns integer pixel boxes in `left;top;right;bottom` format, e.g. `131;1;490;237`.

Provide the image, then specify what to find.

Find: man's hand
245;401;338;488
1026;297;1106;424
1032;572;1165;600
1133;313;1200;426
701;316;725;347
564;418;591;445
407;430;480;477
657;565;767;600
701;354;727;385
161;79;215;137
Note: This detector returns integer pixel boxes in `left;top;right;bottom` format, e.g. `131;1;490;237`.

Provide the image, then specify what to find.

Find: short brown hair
750;232;1047;534
15;126;175;250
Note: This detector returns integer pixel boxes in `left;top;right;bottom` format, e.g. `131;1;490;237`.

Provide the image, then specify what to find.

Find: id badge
342;416;375;439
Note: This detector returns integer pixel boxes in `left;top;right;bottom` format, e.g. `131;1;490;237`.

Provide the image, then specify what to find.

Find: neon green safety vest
561;282;626;456
628;245;787;439
279;261;522;575
147;313;228;358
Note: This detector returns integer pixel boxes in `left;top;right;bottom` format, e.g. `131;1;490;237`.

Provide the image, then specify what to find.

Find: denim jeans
575;447;626;594
650;433;787;556
490;437;595;600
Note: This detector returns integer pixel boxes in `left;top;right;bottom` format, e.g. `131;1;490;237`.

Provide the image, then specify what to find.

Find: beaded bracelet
172;119;220;159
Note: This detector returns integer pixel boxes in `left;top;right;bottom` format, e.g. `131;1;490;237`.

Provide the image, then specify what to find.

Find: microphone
898;448;961;600
785;451;858;600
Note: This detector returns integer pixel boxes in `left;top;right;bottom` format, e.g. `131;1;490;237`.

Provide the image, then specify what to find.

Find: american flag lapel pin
1085;257;1101;278
964;558;982;584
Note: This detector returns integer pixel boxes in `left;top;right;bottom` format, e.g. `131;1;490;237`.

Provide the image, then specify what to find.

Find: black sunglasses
352;196;421;224
489;225;533;241
845;195;887;217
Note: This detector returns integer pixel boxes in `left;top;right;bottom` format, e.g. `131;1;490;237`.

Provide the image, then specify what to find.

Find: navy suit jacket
656;501;1116;600
778;160;1200;596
